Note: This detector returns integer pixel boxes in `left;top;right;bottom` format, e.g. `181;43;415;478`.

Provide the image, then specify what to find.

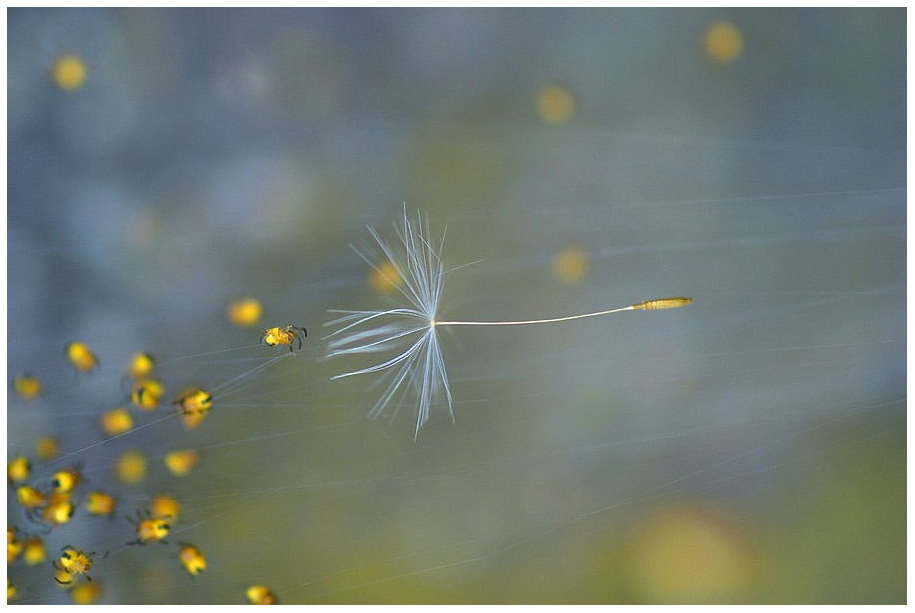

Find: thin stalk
434;305;634;327
435;297;692;328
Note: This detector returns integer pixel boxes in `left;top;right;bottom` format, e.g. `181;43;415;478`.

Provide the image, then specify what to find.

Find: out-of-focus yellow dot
246;584;278;604
99;407;134;436
65;342;98;373
14;375;42;400
164;450;199;477
8;578;16;601
70;581;101;605
150;493;181;521
127;353;156;380
629;504;754;603
35;437;59;461
124;209;160;248
115;450;146;485
551;244;591;284
703;21;744;65
369;260;402;294
52;54;87;91
22;536;45;566
537;85;576;126
86;491;117;516
8;529;23;565
17;485;47;509
227;297;263;327
7;456;31;485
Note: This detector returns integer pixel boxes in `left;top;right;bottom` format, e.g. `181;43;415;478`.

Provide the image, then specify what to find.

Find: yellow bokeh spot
70;581;101;605
17;485;47;509
369;260;402;294
227;297;263;327
66;342;98;373
8;578;16;601
99;407;134;436
14;375;42;400
246;584;278;605
703;21;744;65
22;536;46;566
115;450;146;485
552;244;591;284
127;353;156;380
7;531;23;565
86;491;117;516
150;493;181;521
7;456;31;485
629;504;754;603
35;436;59;460
165;450;199;477
537;85;576;126
52;54;88;91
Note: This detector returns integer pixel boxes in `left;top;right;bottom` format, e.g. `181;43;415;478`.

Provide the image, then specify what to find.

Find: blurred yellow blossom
704;21;744;65
116;450;147;484
52;54;88;91
369;260;403;294
629;503;755;603
552;244;591;284
227;297;263;327
14;375;42;400
35;437;59;460
537;85;576;125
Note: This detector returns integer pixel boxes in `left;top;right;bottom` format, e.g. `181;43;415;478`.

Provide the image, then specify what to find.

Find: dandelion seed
326;209;692;438
325;210;453;439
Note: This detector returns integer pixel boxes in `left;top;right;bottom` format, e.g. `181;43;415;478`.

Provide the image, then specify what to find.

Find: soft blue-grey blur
8;8;904;604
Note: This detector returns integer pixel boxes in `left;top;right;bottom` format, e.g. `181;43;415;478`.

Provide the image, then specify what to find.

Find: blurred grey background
8;8;905;604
